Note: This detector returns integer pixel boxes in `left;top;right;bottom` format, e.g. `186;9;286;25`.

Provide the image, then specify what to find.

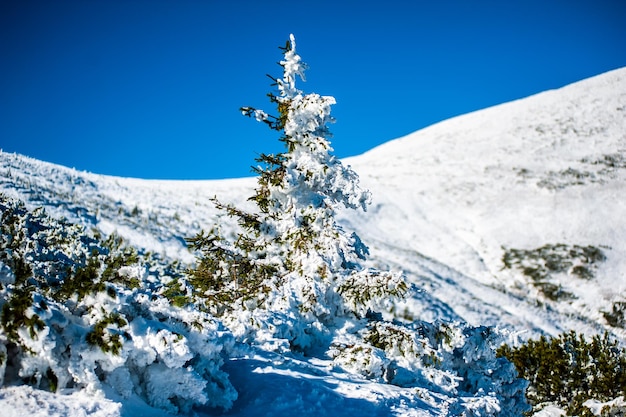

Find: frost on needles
188;34;408;350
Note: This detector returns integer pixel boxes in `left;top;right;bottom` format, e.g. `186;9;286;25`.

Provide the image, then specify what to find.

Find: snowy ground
1;67;625;416
0;348;476;417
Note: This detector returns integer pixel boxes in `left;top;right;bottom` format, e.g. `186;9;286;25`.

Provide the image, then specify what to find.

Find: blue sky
2;1;625;180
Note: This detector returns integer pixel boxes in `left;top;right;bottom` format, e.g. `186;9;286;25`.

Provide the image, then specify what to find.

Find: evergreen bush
502;244;606;301
0;194;237;412
497;330;626;416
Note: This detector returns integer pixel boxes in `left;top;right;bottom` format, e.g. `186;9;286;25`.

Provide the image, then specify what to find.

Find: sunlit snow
0;66;625;416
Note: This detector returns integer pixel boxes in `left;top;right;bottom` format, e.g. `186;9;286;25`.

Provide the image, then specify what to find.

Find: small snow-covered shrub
329;319;453;386
330;319;529;416
446;326;529;416
583;396;626;417
603;301;626;328
0;194;237;413
502;244;606;301
329;342;390;380
498;330;626;416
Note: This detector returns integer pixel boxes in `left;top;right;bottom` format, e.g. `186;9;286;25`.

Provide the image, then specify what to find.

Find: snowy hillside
0;155;255;264
342;66;626;339
2;67;625;341
1;66;625;416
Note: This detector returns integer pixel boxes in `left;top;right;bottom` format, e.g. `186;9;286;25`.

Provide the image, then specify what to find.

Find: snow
583;396;626;416
0;385;123;417
0;65;625;416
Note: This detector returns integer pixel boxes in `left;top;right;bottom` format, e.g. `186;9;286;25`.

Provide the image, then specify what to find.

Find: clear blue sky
2;1;625;180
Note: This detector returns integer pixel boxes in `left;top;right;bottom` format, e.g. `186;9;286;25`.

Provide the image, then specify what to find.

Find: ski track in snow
1;67;625;416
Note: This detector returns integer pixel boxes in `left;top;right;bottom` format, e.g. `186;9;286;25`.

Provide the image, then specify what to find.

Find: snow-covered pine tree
188;36;529;415
188;34;407;350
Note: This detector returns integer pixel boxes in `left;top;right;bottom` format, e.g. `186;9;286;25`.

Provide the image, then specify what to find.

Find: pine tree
187;38;529;415
188;34;407;350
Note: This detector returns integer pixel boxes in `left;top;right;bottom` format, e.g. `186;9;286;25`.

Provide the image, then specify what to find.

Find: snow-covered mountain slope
2;67;624;345
0;154;255;263
341;66;626;339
